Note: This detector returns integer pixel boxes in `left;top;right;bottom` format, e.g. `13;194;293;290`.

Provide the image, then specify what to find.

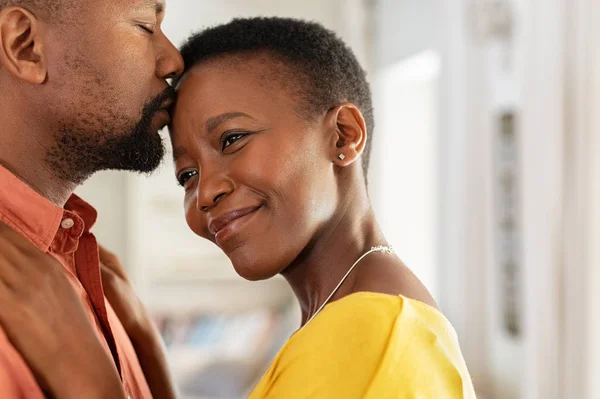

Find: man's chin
104;132;166;174
125;147;165;174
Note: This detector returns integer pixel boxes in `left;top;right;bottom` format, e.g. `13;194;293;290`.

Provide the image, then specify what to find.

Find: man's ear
0;7;47;84
325;102;368;167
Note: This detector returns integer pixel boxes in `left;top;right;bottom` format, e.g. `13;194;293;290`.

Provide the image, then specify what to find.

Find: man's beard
47;86;176;185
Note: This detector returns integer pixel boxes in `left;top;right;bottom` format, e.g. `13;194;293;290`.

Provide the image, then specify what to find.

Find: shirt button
60;218;75;229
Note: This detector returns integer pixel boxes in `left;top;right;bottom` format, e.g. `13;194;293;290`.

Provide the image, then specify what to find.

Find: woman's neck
281;189;388;325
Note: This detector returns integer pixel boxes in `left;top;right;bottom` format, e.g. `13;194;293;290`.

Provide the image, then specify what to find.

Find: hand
0;223;125;399
99;245;178;399
99;245;152;341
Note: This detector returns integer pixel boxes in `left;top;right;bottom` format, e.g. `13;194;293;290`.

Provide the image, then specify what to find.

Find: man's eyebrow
135;0;165;14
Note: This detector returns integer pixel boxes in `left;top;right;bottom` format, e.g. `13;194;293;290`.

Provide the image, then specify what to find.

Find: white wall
589;78;600;399
562;1;600;398
518;0;565;397
375;2;589;399
375;0;440;68
433;1;593;398
161;0;371;68
589;35;600;398
438;2;494;394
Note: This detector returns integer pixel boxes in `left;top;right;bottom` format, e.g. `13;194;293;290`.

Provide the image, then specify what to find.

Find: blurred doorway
370;50;441;300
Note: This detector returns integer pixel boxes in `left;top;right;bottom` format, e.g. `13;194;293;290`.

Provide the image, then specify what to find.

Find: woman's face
170;56;340;280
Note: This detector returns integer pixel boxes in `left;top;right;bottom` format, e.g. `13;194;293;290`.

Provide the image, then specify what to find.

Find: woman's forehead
175;62;303;121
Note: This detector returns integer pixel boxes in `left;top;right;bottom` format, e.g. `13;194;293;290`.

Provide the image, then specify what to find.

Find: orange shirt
0;165;152;399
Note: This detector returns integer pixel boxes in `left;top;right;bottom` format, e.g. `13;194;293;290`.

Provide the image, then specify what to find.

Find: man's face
42;0;183;183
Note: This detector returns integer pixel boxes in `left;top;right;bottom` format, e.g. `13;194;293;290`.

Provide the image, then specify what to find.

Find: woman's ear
0;7;47;84
326;102;368;167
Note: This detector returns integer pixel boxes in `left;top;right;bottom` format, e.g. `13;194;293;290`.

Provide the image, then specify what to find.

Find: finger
100;263;118;285
0;249;23;287
42;253;68;279
0;223;34;252
0;269;8;298
98;246;127;280
0;270;17;327
0;223;26;247
100;266;121;306
98;245;116;263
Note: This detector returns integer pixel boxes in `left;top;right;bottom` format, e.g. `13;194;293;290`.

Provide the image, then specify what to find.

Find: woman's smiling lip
208;205;263;239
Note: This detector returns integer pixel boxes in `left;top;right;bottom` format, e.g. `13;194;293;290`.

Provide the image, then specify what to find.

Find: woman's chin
225;242;295;281
230;259;281;282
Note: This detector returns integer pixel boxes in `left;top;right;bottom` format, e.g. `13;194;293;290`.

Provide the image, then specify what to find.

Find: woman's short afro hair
176;17;375;175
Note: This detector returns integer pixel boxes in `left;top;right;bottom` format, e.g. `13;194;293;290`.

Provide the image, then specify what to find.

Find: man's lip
160;96;175;108
156;97;174;117
208;206;262;236
153;109;171;128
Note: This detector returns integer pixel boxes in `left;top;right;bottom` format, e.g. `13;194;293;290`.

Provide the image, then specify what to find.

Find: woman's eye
222;133;247;151
177;170;198;187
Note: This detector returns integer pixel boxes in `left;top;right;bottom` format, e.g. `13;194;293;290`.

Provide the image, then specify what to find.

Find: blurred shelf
147;254;242;283
155;301;299;399
147;276;294;314
181;397;235;399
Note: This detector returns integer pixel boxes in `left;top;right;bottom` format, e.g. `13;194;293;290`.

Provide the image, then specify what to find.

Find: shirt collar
0;165;97;252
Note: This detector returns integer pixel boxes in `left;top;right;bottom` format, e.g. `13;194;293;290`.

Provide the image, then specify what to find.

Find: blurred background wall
76;0;600;398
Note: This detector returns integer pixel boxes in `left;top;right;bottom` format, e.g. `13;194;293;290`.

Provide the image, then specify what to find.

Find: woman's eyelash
221;132;247;150
177;170;198;187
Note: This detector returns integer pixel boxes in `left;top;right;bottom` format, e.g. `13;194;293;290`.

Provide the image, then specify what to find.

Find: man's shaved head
0;0;65;15
0;0;183;196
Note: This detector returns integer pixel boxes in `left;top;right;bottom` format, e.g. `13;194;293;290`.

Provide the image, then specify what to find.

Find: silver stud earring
338;154;346;161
